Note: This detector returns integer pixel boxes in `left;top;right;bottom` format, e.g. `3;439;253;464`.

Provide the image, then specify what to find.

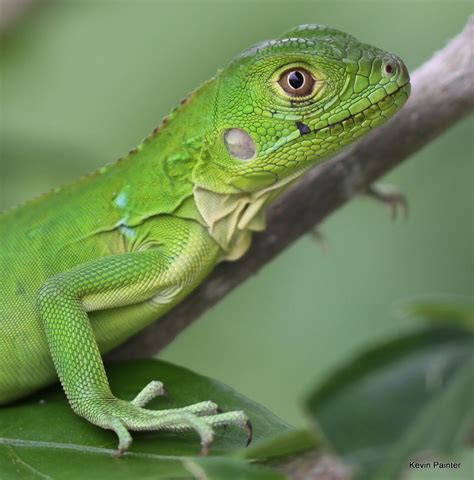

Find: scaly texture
0;24;410;453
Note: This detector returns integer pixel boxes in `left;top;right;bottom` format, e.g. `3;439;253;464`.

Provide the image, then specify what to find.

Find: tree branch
108;17;473;363
0;0;45;36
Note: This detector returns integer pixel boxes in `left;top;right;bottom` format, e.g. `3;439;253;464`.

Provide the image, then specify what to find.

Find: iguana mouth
314;81;410;134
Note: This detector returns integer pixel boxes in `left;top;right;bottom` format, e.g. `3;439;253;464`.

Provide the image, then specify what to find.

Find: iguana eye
278;68;315;97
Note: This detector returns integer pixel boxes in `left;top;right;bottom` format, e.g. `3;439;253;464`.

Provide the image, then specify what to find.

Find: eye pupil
288;71;305;89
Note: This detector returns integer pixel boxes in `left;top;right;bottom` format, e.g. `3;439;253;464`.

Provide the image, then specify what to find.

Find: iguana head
194;24;410;194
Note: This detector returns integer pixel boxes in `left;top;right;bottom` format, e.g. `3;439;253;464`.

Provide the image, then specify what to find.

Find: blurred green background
1;0;472;428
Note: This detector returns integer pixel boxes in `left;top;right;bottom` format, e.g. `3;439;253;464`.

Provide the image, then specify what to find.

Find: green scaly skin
0;25;410;454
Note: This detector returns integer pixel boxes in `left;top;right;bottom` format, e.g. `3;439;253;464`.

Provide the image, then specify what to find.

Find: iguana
0;25;410;454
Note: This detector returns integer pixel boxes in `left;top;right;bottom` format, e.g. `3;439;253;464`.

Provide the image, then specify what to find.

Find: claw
384;192;408;220
114;448;126;458
109;416;132;457
309;227;330;253
114;435;131;457
162;386;170;399
200;439;213;456
366;184;408;220
244;420;253;447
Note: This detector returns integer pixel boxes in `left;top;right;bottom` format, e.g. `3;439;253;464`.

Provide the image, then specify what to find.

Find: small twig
108;17;474;362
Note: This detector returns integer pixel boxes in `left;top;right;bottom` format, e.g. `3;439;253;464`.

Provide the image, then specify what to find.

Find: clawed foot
365;184;408;220
82;380;252;456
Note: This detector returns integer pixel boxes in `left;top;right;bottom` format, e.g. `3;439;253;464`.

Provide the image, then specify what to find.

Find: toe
245;419;253;446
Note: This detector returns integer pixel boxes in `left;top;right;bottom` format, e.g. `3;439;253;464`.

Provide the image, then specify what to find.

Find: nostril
383;61;396;76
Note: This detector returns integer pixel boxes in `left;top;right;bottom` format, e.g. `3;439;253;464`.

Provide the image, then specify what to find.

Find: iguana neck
193;167;307;260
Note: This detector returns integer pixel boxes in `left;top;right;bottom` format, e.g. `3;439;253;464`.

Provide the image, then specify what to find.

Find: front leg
37;243;250;454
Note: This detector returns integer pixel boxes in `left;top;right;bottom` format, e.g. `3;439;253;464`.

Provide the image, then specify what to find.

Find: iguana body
0;25;410;453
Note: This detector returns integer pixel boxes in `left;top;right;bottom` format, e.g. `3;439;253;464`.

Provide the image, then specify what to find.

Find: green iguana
0;25;410;454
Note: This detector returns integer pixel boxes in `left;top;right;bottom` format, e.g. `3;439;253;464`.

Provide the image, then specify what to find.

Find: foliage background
0;0;472;432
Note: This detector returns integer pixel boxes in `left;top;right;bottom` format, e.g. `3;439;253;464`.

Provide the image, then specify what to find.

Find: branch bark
108;17;474;364
0;0;45;36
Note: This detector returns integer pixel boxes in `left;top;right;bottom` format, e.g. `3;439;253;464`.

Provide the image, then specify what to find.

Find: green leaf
242;428;322;460
184;457;287;479
374;355;474;480
0;359;294;479
305;326;474;480
395;294;474;330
